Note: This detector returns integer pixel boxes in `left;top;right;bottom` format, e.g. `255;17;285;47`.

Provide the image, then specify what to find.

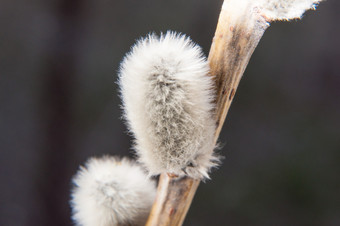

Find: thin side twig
146;1;269;225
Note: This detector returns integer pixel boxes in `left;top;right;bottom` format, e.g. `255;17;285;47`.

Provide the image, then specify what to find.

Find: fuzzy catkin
119;32;218;179
223;0;322;21
259;0;323;20
70;156;156;226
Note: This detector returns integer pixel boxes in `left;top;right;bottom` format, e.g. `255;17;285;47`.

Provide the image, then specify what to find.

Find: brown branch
209;2;268;139
146;174;200;226
146;1;269;225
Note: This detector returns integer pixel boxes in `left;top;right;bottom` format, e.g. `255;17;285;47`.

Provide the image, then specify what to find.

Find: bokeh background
1;0;339;225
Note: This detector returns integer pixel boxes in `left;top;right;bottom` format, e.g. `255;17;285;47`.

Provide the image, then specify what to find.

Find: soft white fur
259;0;323;20
70;156;156;226
222;0;322;21
119;32;218;179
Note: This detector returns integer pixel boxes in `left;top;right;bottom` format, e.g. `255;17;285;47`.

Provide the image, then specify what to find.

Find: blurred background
0;0;339;225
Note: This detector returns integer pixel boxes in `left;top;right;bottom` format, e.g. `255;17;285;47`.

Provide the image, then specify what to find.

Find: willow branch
146;1;269;225
210;1;268;139
146;174;200;226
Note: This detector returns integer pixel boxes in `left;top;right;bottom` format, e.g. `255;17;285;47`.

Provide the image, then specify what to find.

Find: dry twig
146;0;322;225
146;1;268;225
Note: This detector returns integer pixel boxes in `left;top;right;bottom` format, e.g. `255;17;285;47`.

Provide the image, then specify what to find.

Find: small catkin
119;31;218;179
259;0;323;21
70;156;156;226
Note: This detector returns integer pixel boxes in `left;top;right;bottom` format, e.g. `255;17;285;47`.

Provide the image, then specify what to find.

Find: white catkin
222;0;323;21
119;31;218;179
259;0;323;20
70;156;156;226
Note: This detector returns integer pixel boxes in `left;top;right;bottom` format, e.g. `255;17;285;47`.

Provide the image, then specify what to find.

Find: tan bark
146;1;269;225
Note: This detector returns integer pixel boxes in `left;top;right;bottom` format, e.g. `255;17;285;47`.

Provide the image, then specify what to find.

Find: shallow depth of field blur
1;0;339;225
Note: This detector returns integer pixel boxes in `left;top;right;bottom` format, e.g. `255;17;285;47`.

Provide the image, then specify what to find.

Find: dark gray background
1;0;339;225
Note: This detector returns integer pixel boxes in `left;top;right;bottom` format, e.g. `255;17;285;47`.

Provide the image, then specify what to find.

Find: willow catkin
70;156;156;226
119;32;218;179
223;0;323;21
259;0;323;21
